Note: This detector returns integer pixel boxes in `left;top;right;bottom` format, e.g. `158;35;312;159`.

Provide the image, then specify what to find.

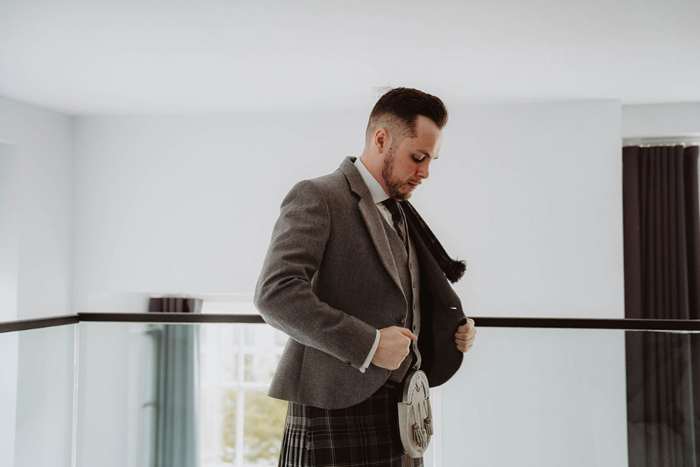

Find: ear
373;127;392;154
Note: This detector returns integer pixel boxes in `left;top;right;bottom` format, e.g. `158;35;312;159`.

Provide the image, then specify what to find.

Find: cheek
398;162;414;178
405;165;419;179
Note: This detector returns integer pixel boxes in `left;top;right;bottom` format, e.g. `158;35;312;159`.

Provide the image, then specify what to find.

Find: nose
416;162;430;179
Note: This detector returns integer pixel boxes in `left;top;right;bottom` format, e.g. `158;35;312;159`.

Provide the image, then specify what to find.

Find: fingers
373;326;416;370
454;334;475;346
457;318;475;333
455;337;475;353
455;326;476;340
455;319;476;353
455;327;476;341
397;326;418;340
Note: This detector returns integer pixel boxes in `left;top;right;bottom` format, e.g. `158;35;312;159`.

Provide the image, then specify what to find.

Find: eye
412;155;425;163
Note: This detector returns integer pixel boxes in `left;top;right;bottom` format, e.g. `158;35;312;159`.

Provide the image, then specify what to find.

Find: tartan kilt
278;385;423;467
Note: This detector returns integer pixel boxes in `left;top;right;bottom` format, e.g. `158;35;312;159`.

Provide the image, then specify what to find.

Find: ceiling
1;0;699;116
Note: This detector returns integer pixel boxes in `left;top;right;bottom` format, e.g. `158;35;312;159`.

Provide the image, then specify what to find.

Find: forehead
402;116;443;156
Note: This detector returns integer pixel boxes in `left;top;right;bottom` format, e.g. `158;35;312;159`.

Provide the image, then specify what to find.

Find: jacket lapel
409;218;466;387
340;157;404;294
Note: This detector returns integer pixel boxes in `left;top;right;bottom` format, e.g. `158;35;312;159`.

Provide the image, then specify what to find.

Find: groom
255;87;476;466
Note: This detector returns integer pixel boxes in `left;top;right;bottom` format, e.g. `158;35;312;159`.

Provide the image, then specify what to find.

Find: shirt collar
353;157;390;204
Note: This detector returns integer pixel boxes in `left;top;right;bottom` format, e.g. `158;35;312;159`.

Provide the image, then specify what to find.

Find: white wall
73;100;625;319
623;102;700;138
0;144;20;467
1;97;678;321
423;100;624;318
72;110;367;310
0;95;74;466
0;144;20;322
0;95;74;319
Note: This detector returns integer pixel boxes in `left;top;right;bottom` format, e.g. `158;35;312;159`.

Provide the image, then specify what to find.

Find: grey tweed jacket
254;157;466;410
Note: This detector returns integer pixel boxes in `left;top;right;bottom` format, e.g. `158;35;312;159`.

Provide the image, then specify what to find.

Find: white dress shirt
353;157;396;373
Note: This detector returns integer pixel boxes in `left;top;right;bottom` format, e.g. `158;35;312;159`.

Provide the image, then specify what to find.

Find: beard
381;147;412;200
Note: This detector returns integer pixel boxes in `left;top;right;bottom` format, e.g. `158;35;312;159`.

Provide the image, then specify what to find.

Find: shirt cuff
359;329;381;373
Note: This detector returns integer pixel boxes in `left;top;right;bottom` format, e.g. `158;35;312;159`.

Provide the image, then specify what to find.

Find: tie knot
381;198;402;222
381;198;407;247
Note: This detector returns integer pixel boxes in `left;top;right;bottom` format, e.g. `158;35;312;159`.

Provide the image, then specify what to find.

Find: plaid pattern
279;385;423;467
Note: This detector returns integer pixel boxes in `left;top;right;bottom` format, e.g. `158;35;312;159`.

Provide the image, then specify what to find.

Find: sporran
397;370;433;458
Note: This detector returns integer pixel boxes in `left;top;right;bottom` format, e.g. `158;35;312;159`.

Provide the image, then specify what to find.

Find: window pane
200;324;238;383
220;388;238;464
200;386;237;466
274;330;288;346
243;325;284;384
243;390;287;465
243;354;277;384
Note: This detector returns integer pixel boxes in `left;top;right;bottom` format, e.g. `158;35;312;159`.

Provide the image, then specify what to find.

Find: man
255;87;476;466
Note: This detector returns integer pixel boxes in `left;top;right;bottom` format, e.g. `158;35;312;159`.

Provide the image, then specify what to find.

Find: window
199;297;288;467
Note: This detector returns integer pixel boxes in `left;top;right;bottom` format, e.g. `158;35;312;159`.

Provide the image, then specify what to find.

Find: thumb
397;327;418;340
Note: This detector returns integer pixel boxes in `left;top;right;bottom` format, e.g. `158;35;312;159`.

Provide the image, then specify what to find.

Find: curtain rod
623;136;700;147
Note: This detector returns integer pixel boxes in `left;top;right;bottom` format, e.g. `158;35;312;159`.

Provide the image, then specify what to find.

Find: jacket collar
340;157;404;297
340;156;373;199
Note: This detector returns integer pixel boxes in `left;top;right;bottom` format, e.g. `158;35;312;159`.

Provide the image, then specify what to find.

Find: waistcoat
380;214;422;382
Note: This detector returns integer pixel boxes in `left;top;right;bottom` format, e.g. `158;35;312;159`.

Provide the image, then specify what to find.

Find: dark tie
382;198;407;247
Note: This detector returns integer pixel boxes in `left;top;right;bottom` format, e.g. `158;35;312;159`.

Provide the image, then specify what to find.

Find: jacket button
344;361;351;366
397;316;406;324
412;325;417;332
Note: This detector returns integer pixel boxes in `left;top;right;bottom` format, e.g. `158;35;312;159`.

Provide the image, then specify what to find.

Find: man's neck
358;154;384;188
354;156;390;203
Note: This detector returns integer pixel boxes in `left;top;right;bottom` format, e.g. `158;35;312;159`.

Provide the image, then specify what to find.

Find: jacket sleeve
254;179;378;369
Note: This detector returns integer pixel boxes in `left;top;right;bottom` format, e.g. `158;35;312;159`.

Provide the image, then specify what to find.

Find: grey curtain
148;297;203;467
623;145;700;466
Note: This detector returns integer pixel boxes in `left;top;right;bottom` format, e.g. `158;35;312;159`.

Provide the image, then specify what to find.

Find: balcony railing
2;313;699;467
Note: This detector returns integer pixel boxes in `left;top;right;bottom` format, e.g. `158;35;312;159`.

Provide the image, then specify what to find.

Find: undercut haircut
365;87;448;145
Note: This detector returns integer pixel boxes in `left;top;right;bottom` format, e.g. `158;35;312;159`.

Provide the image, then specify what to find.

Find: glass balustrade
2;315;699;467
0;322;76;467
442;326;629;466
77;321;289;467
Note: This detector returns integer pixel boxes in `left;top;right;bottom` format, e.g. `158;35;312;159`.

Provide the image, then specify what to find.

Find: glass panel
243;390;287;465
244;325;255;346
77;321;146;467
243;325;284;384
275;329;288;347
76;320;700;466
0;329;19;467
201;322;237;383
78;321;288;467
200;385;237;465
200;323;240;465
439;327;700;467
11;324;76;467
442;327;629;466
624;330;700;465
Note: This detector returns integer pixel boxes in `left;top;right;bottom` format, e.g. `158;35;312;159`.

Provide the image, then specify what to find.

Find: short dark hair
365;87;448;142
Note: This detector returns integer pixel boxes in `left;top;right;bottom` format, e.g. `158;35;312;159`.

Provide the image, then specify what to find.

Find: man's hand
371;326;417;370
455;318;476;353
